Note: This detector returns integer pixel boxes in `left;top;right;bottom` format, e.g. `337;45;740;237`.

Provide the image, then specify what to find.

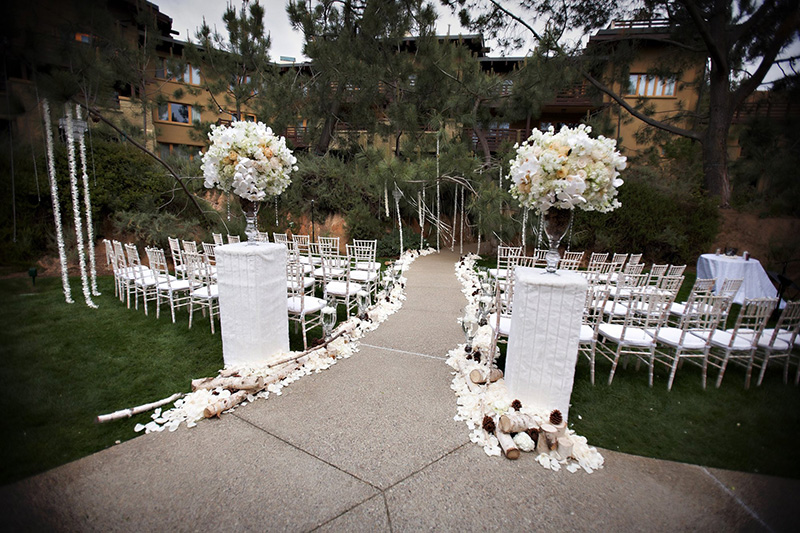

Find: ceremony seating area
483;246;800;390
103;234;393;350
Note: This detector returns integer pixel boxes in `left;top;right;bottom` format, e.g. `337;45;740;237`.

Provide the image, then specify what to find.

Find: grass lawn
1;265;799;486
0;274;328;486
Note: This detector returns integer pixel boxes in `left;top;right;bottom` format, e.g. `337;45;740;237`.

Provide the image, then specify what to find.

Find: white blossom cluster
133;248;435;435
449;255;605;473
508;124;626;214
201;121;297;201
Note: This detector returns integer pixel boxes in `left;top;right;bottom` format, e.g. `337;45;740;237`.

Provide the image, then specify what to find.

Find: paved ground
2;250;798;532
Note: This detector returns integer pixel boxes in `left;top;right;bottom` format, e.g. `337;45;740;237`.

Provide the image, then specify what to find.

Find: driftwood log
204;390;249;418
496;431;520;460
498;411;538;433
557;437;574;459
469;367;503;384
537;423;559;454
95;393;184;424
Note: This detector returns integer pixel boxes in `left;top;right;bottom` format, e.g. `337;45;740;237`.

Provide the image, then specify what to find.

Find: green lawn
1;268;799;486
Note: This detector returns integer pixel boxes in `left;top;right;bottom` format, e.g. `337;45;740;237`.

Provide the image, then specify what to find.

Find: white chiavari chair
286;260;326;350
147;247;191;323
186;250;219;334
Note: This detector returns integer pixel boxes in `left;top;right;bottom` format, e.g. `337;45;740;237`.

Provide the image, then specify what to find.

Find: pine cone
482;415;496;434
525;427;539;444
549;409;563;426
472;350;481;363
511;399;522;411
472;289;481;296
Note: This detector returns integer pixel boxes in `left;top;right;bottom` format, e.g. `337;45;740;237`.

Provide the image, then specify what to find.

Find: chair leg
715;352;730;388
667;349;681;391
189;300;194;329
608;345;622;385
701;350;709;389
301;314;308;351
589;343;596;386
756;350;771;386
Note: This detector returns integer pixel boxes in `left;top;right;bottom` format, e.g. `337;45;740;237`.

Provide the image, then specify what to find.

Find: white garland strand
42;99;73;304
521;208;528;255
65;107;97;309
459;185;464;256
384;182;390;218
132;249;435;434
450;255;605;473
436;136;441;251
76;106;100;296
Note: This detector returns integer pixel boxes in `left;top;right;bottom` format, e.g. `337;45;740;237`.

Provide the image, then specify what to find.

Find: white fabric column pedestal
215;242;289;367
505;267;587;421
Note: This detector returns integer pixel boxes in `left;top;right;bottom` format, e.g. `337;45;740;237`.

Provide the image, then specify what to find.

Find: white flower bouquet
201;121;297;202
508;124;626;213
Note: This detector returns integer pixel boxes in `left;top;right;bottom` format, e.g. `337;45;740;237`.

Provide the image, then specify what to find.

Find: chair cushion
191;285;219;299
158;279;192;292
287;296;326;315
326;281;362;296
709;330;755;351
350;270;378;282
598;324;653;347
757;329;792;351
488;313;511;336
356;261;381;271
651;327;708;349
579;324;595;343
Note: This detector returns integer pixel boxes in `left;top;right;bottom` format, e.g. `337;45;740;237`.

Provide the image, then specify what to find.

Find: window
231;112;257;122
182;65;201;85
157;103;201;124
75;32;92;44
155;60;201;85
627;74;675;97
159;143;198;160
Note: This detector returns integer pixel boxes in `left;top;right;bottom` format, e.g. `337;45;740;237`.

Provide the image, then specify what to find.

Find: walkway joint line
360;343;448;361
699;466;775;533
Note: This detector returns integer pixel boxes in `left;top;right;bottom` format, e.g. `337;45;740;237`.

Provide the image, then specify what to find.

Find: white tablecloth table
215;242;289;367
696;254;777;305
505;267;587;421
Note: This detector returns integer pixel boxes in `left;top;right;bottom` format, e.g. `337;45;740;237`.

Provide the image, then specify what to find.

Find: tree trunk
316;82;344;156
703;56;734;207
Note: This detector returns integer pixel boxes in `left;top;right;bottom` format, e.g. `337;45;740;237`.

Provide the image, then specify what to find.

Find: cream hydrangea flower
508;124;626;213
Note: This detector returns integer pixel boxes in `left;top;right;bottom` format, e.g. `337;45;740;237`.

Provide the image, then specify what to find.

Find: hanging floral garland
76;105;100;297
65;107;97;309
42;99;73;304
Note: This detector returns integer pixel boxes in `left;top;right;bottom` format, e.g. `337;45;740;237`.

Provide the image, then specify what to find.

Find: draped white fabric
697;254;776;305
505;267;587;420
216;243;289;366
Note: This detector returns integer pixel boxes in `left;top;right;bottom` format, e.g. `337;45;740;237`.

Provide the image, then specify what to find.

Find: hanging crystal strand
521;208;528;255
436;136;441;251
76;105;99;296
451;183;457;251
536;212;544;249
477;212;482;256
43;99;73;304
459;185;464;256
384;181;390;218
65;107;96;309
395;186;403;255
418;190;424;250
274;196;279;225
567;210;575;252
226;192;231;221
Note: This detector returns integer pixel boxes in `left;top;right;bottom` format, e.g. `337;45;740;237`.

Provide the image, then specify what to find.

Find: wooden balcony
732;100;799;124
465;128;531;153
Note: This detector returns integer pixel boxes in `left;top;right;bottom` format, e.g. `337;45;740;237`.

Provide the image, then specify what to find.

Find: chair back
666;264;687;277
627;253;643;266
560;251;584;270
273;233;288;245
726;297;776;347
346;243;376;273
719;278;743;300
584;286;610;327
212;233;224;246
227;234;240;244
764;301;800;348
647;264;669;286
610;253;628;272
689;278;717;298
103;239;115;266
319;236;340;253
182;240;198;254
587;252;609;271
201;242;216;265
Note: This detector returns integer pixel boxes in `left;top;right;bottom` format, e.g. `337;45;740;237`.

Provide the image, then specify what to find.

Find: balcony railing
732;100;799;124
283;125;310;148
609;19;671;29
465;128;532;153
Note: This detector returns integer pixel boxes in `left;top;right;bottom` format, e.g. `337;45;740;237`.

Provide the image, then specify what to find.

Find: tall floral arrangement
508;124;626;214
201;121;297;201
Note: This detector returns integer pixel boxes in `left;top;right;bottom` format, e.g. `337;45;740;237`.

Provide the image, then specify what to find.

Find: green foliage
570;168;719;264
112;210;198;249
730;115;800;216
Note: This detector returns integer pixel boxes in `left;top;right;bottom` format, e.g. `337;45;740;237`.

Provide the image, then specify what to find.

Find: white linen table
505;266;587;421
215;242;289;367
696;254;776;305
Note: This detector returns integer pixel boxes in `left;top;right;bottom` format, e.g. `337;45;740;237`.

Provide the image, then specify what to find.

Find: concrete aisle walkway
2;250;799;532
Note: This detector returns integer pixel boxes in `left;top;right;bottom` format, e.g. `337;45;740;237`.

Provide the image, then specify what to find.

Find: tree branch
579;68;702;141
678;0;727;72
73;100;212;227
485;0;544;43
